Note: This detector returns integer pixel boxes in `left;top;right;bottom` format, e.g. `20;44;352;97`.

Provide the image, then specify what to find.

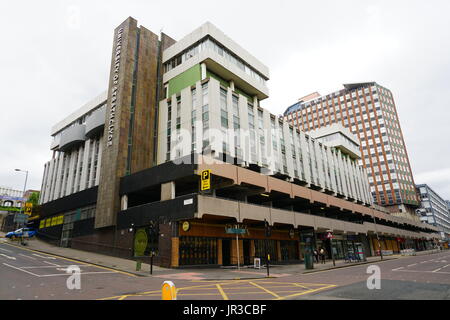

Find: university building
38;17;439;267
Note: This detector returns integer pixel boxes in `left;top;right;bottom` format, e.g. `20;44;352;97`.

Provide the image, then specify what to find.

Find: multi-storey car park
37;17;439;267
284;84;420;221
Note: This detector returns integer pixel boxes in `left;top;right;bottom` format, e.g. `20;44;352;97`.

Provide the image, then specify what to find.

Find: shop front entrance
222;238;231;266
243;239;251;265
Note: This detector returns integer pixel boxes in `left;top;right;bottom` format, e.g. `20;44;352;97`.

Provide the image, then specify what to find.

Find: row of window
163;36;267;85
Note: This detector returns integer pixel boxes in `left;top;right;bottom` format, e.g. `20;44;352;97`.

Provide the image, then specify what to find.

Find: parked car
5;228;37;239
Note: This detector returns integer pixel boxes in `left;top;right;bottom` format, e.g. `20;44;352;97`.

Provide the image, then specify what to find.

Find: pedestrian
313;249;319;263
320;247;326;264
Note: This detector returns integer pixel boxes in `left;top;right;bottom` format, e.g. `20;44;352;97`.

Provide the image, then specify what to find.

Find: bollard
162;281;177;300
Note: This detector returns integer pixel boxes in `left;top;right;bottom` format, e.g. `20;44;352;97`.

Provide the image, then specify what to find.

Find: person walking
313;249;319;263
320;247;326;264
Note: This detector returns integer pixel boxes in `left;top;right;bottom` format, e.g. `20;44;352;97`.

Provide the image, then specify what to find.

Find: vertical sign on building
95;17;161;230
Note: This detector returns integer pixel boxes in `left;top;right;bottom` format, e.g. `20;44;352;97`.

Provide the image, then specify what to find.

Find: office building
416;184;450;246
284;83;420;221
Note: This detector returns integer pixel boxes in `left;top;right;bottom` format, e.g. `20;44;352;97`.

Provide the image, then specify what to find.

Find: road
1;239;449;300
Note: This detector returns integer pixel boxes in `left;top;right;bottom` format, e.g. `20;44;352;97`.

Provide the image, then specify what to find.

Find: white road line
39;271;116;277
392;267;404;271
2;263;40;277
18;254;37;260
21;265;76;269
0;254;16;260
0;247;13;253
32;253;56;260
407;263;417;267
392;269;450;274
42;261;60;267
432;264;450;273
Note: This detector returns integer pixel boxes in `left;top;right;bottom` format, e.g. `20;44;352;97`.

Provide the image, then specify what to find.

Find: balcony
85;106;106;138
58;124;86;152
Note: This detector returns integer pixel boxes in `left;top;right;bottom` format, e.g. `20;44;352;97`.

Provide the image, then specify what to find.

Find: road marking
39;271;116;277
407;263;417;267
32;253;56;260
293;283;311;290
3;243;137;277
392;269;450;274
392;267;404;271
3;263;40;277
215;284;229;300
432;264;450;273
42;261;60;267
0;247;13;253
249;281;280;298
275;284;338;300
19;254;36;260
0;254;16;260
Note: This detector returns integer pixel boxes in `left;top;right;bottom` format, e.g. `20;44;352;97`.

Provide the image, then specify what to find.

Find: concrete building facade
38;18;439;267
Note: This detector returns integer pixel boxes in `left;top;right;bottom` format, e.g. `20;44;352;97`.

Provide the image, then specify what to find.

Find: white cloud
1;0;449;200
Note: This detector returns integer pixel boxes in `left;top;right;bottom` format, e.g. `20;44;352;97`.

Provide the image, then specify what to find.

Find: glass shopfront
179;236;218;265
280;240;299;261
316;233;369;260
254;239;277;262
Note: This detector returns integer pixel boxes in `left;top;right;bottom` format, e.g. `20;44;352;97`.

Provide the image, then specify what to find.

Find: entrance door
222;239;231;266
243;239;251;265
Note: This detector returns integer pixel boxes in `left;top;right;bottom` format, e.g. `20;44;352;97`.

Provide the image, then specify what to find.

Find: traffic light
148;220;159;255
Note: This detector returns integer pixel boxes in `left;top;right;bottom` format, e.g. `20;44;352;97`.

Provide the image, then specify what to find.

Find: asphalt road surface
1;239;449;300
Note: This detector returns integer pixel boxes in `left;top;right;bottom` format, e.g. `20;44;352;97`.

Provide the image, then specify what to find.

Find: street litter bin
304;249;314;270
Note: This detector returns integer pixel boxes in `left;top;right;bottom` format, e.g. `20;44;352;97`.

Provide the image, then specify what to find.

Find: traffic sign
200;169;211;191
24;202;32;215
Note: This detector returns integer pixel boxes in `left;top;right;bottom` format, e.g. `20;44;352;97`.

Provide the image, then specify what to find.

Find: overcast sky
1;0;449;201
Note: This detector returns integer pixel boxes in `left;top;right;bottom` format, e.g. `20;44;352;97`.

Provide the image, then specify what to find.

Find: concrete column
276;240;282;261
95;136;103;185
231;238;244;265
121;195;128;210
171;237;179;267
298;241;303;260
250;240;255;260
229;80;235;91
201;63;207;80
253;96;258;107
80;139;90;191
217;239;223;265
161;181;175;201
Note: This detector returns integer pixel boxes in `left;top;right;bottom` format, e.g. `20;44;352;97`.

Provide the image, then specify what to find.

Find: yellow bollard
161;281;177;300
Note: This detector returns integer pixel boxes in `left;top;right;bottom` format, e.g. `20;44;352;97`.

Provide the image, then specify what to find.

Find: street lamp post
15;169;29;230
371;212;383;261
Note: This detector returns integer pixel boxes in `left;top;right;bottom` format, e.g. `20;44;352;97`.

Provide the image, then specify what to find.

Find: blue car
5;228;37;239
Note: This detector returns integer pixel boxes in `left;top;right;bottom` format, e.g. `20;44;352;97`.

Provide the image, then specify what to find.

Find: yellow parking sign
24;202;33;215
200;170;211;191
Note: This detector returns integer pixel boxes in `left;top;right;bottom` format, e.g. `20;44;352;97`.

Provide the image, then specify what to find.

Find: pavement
0;231;444;280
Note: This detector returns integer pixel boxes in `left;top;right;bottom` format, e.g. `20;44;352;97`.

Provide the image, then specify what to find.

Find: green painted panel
168;64;201;97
